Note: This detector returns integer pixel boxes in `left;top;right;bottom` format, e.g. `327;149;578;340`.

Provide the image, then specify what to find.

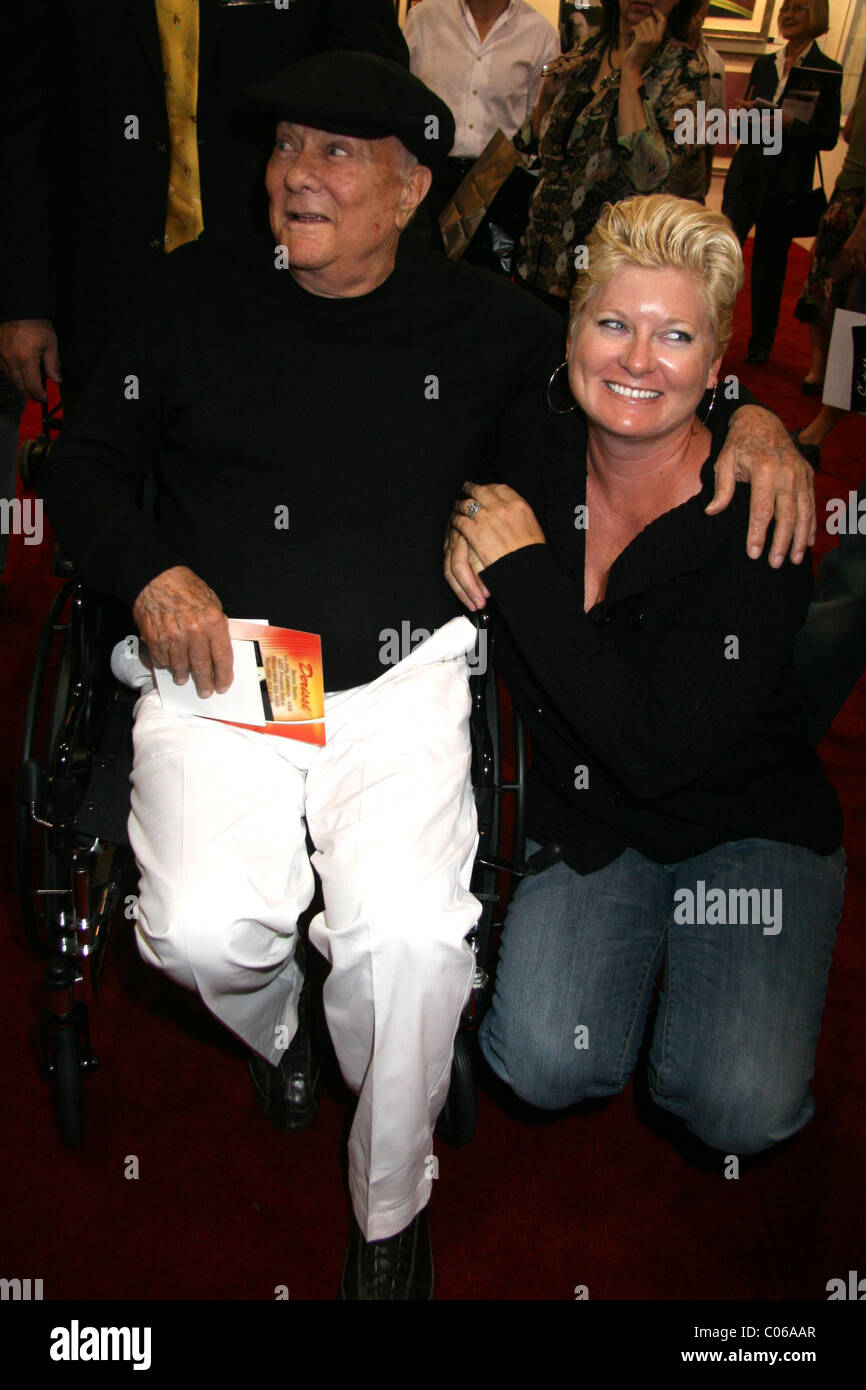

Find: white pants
128;616;479;1240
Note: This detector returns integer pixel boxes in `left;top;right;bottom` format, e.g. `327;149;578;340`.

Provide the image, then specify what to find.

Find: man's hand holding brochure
134;620;326;746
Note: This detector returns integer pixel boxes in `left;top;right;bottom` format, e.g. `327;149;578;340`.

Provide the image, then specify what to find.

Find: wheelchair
16;571;137;1146
16;579;538;1150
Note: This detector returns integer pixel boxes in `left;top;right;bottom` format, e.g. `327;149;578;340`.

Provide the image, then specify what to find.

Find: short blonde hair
780;0;830;39
569;195;744;356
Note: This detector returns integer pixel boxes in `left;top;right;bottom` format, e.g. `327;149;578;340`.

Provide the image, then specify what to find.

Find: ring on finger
466;500;482;519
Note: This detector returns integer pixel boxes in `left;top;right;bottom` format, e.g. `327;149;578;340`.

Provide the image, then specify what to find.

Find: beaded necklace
598;44;622;91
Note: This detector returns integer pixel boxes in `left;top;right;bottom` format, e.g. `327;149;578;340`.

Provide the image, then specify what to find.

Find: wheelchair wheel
43;1014;86;1149
16;582;75;955
17;582;127;953
435;1029;477;1148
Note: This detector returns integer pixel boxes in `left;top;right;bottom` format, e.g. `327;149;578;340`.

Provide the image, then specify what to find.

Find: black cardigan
723;42;842;217
482;408;843;872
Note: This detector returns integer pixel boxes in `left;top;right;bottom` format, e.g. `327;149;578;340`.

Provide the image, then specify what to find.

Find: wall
526;0;560;22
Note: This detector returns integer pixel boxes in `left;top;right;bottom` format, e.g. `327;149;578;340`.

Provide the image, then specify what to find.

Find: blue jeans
479;837;845;1154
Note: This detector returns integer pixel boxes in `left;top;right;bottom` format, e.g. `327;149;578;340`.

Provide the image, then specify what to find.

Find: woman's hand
532;49;586;134
444;525;490;612
622;7;668;79
541;50;588;82
450;482;547;573
744;97;790;129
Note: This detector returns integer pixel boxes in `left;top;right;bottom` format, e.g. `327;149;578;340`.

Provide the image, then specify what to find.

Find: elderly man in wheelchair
36;52;816;1300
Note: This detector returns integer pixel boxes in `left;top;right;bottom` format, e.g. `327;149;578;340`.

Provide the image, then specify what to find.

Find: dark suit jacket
0;0;408;393
723;42;842;225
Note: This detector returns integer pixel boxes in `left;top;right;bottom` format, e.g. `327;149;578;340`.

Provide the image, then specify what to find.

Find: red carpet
1;241;865;1304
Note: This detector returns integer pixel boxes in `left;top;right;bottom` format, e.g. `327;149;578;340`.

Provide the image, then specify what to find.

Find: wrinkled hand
622;7;667;78
705;405;815;565
132;565;232;697
0;318;61;401
449;481;546;579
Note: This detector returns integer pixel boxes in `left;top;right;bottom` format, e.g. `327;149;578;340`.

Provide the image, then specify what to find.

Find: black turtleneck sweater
40;236;563;691
482;408;843;870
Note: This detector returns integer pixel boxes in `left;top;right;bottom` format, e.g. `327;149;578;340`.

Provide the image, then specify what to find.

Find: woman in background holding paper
721;0;841;368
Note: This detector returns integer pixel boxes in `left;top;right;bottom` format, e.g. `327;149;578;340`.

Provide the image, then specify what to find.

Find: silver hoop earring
546;360;578;414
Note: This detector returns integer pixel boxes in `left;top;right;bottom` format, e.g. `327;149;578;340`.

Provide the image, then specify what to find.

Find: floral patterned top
515;32;708;302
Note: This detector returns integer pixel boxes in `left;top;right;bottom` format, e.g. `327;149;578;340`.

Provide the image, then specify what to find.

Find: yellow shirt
155;0;204;250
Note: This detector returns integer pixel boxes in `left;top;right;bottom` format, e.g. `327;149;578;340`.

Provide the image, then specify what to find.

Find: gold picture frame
705;0;778;43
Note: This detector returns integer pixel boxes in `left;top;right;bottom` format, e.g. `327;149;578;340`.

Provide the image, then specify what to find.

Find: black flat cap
247;50;455;170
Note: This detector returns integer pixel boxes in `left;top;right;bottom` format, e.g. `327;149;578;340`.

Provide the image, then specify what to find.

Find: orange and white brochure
153;620;325;746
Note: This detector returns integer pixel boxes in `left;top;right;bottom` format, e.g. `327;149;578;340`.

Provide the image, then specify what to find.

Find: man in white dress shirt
404;0;559;268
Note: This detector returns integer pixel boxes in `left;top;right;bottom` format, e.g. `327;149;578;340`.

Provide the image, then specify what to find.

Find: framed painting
704;0;778;43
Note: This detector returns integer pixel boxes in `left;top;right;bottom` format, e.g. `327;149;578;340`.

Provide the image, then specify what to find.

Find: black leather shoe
790;429;821;470
339;1211;434;1300
745;348;769;365
248;979;320;1132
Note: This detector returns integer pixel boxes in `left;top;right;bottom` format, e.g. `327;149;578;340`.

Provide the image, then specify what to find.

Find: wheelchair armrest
475;842;563;880
523;842;563;876
469;608;491;668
